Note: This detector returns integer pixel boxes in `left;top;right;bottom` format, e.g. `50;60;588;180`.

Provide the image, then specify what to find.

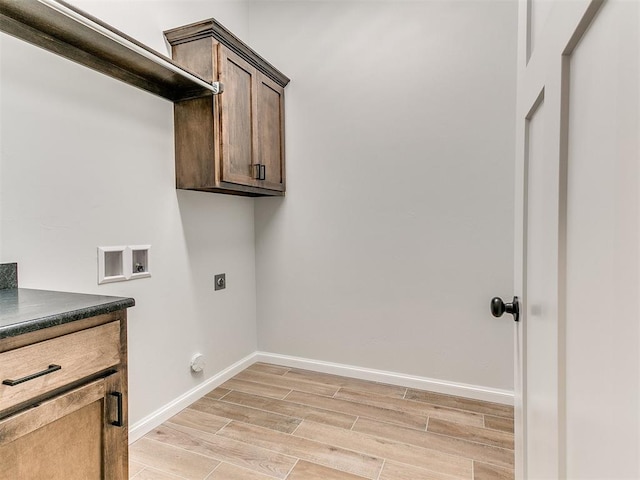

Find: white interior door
513;0;640;478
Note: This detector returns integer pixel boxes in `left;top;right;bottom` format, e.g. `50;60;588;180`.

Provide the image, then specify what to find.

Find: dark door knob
491;296;520;322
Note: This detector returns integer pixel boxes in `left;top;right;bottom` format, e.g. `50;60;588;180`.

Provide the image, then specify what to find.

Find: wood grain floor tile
293;420;471;480
146;424;296;479
205;387;231;400
190;396;301;433
132;467;188;480
131;364;514;480
221;390;357;429
163;419;219;444
473;461;515;480
284;368;407;398
484;415;514;433
221;378;292;400
353;418;514;469
335;388;484;427
287;460;370;479
378;461;464;480
129;437;220;480
405;390;514;419
167;408;230;435
236;369;340;397
217;421;384;479
206;462;281;479
129;460;145;477
246;363;291;376
285;390;427;430
427;418;514;449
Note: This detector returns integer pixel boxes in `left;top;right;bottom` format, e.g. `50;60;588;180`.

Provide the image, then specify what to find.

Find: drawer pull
2;364;62;386
110;391;123;427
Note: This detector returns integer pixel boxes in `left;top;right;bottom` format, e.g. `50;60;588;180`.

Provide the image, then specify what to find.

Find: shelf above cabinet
0;0;218;102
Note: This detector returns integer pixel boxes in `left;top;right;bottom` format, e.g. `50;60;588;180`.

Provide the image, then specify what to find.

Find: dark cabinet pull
253;164;266;180
2;364;62;386
110;391;123;427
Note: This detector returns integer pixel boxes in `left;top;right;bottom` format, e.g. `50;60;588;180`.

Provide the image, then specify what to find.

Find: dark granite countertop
0;288;135;339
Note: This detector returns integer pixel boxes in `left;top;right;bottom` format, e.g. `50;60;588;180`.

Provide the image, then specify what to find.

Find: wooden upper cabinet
165;19;289;196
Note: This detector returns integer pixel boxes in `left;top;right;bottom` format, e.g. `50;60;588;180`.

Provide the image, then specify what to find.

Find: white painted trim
255;351;514;405
129;350;515;442
128;352;257;443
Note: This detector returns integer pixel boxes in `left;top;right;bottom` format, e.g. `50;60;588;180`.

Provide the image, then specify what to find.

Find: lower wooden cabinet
0;377;124;480
0;311;129;480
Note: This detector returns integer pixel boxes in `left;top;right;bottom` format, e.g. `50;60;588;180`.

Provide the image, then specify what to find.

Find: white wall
0;0;256;426
251;0;517;391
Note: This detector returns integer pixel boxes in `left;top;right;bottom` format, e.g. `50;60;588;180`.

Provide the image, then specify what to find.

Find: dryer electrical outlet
214;273;226;291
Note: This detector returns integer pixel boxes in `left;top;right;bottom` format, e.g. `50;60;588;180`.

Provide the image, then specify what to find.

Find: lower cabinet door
0;377;123;480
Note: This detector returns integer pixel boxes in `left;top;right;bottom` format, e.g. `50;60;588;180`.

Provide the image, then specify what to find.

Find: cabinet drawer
0;322;120;413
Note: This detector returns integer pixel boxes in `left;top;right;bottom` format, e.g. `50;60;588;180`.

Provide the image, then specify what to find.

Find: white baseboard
129;350;514;442
255;351;514;405
128;352;258;443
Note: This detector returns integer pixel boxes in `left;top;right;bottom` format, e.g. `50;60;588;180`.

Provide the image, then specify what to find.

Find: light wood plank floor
129;363;514;480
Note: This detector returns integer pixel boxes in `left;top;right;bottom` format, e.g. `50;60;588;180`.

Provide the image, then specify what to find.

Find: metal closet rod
35;0;222;95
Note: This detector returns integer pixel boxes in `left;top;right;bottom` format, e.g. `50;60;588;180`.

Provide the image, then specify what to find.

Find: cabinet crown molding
164;18;290;88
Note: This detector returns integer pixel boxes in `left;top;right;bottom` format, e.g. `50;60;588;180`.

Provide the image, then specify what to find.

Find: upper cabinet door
218;45;260;188
256;72;286;192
